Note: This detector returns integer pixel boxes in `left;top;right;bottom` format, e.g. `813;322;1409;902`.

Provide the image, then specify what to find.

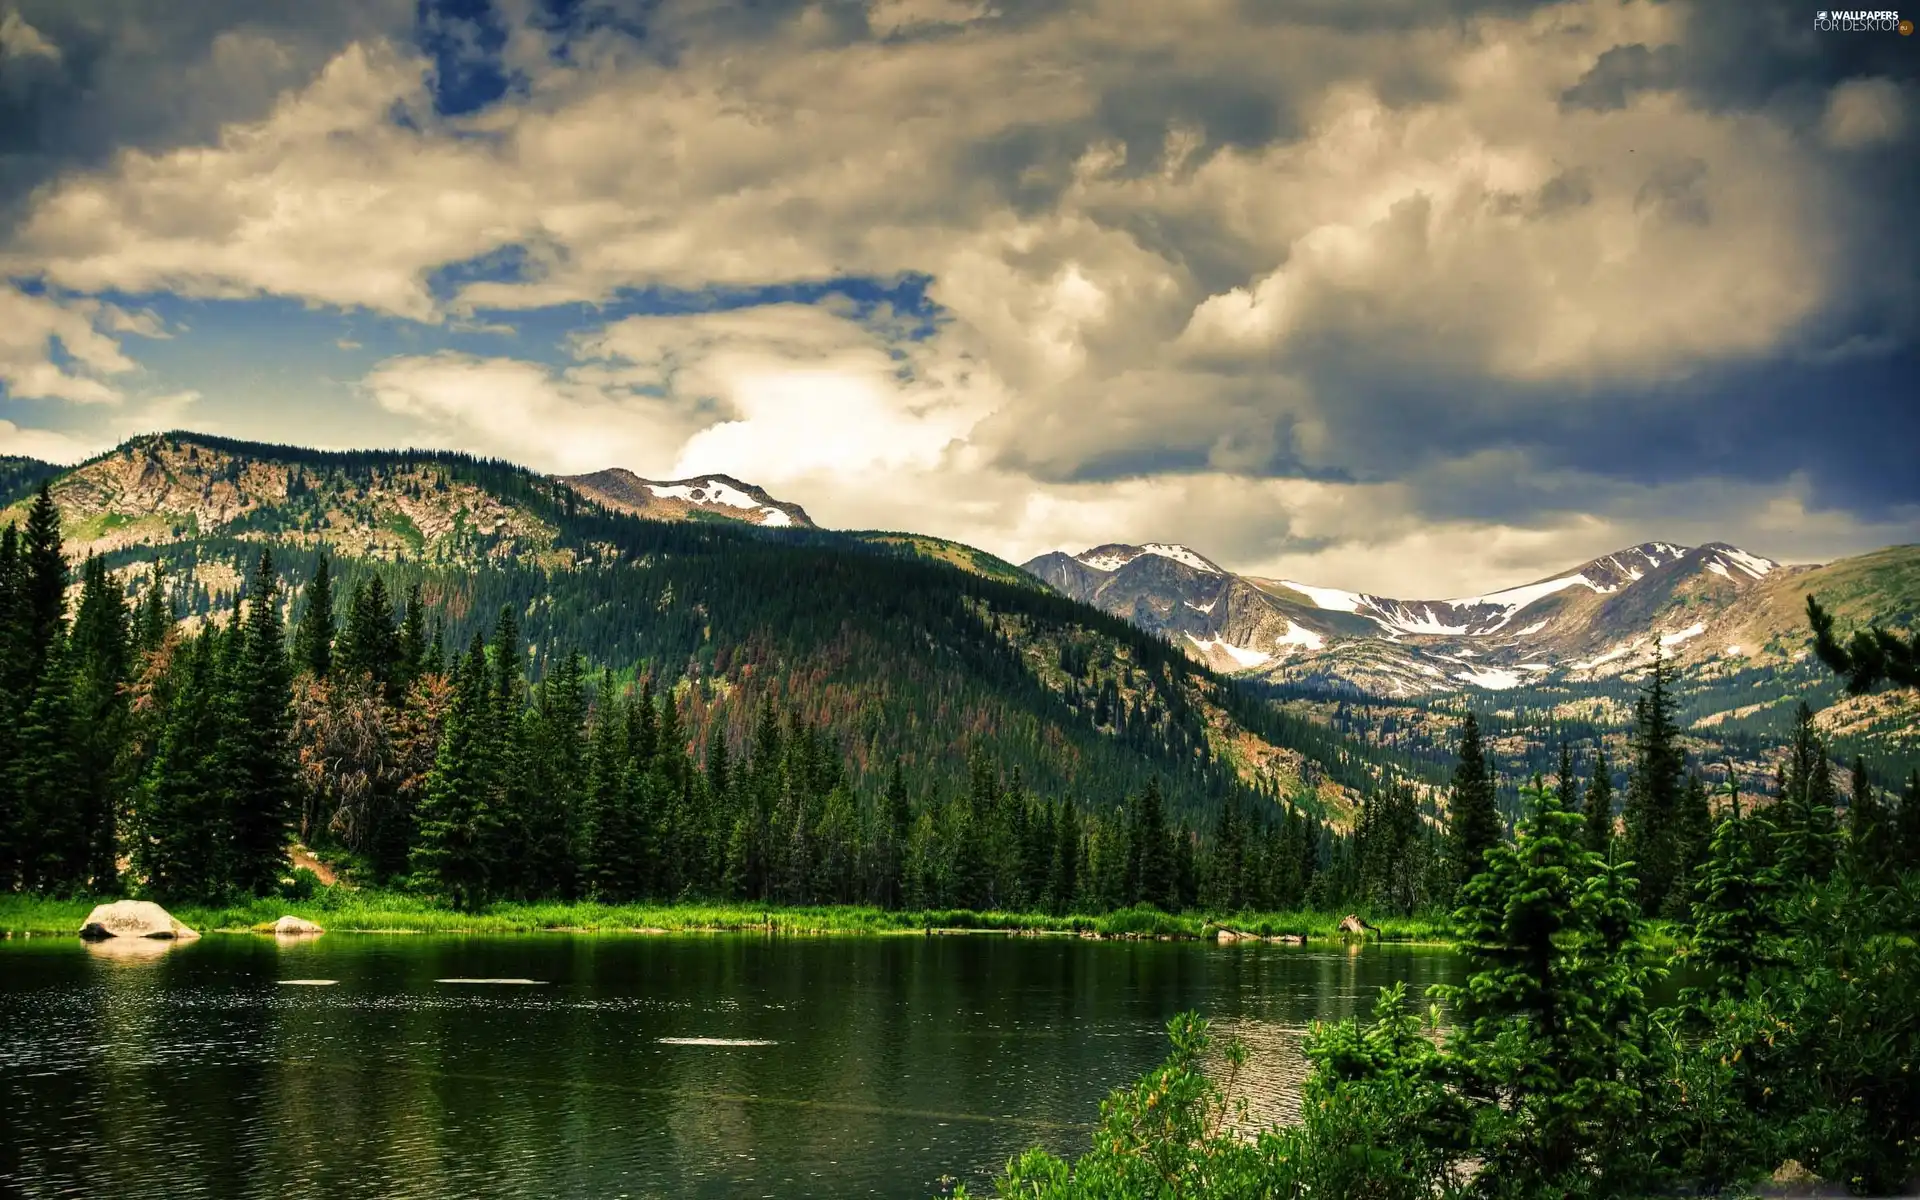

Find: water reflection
3;934;1464;1198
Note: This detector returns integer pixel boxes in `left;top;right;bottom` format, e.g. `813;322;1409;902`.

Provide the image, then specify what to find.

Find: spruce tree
1443;776;1655;1194
1689;770;1782;995
14;644;86;891
1623;651;1685;916
135;627;238;900
1445;710;1502;894
70;554;132;887
20;481;66;681
1582;745;1615;854
0;525;17;890
134;561;172;655
1129;777;1174;908
291;555;335;679
1847;756;1891;883
230;549;296;895
1775;703;1839;885
396;582;428;690
1807;594;1920;693
410;633;497;909
1900;771;1920;874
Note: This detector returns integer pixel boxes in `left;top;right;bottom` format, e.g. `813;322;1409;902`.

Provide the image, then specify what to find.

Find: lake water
0;933;1463;1198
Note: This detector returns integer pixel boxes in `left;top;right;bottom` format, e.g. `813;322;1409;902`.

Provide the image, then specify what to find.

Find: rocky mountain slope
557;468;815;529
1029;537;1920;789
1027;538;1916;696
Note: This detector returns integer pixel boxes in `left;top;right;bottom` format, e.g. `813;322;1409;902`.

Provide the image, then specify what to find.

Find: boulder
273;916;324;936
78;900;200;941
1337;914;1382;937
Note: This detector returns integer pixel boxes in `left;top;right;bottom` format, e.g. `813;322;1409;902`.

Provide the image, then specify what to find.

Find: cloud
0;0;1912;587
0;284;139;403
1822;77;1906;149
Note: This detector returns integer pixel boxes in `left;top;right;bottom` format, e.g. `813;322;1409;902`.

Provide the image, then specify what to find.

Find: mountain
557;467;815;529
1026;537;1920;790
0;432;1412;824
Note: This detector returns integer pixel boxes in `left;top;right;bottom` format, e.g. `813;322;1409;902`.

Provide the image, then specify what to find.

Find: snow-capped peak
1073;543;1223;574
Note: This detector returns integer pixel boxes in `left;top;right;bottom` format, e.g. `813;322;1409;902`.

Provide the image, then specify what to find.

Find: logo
1815;8;1904;29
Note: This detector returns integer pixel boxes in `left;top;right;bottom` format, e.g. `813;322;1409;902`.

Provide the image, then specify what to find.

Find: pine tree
1689;770;1782;995
337;575;400;693
1446;711;1502;894
229;549;296;896
396;582;428;691
1807;594;1920;693
1558;742;1581;840
1623;651;1686;916
70;554;132;887
1583;745;1615;854
1775;702;1839;885
1129;777;1174;908
14;644;86;891
1847;756;1892;883
134;629;237;901
20;481;66;682
1900;771;1920;874
134;561;172;656
1051;797;1080;914
291;555;335;679
1443;776;1655;1194
410;634;498;909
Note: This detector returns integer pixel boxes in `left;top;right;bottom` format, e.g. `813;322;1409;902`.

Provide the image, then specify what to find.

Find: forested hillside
0;433;1440;860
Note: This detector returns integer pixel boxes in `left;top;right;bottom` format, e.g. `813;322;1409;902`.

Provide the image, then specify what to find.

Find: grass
0;892;1459;943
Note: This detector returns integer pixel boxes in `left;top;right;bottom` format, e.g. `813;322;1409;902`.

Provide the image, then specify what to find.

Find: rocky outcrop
273;916;324;935
78;900;200;941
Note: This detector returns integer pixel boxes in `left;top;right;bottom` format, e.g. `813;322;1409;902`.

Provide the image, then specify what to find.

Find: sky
0;0;1915;598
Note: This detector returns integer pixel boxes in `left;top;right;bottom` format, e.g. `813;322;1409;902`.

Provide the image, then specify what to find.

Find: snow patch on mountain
1275;621;1325;651
1279;581;1367;613
1140;543;1221;573
1515;619;1550;636
1573;642;1638;670
1454;666;1523;689
649;480;760;510
1184;634;1271;669
1076;551;1133;572
1660;623;1707;647
1185;598;1217;614
759;508;793;528
1706;561;1731;579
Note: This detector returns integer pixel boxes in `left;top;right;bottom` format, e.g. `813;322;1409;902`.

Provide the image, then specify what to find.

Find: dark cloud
0;1;412;229
1559;42;1685;112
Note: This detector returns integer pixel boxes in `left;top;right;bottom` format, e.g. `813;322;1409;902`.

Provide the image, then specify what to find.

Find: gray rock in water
78;900;200;941
273;916;324;936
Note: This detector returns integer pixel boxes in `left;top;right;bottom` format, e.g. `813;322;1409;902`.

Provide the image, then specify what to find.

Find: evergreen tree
1775;702;1839;885
396;582;428;690
410;634;497;909
229;549;296;895
1900;771;1920;874
1623;651;1686;916
337;575;400;693
1688;769;1782;995
1443;777;1656;1195
1129;777;1174;908
134;629;237;900
1583;745;1615;854
1841;754;1893;884
14;644;86;891
20;480;66;681
1445;711;1501;894
1807;594;1920;693
70;554;132;887
134;561;172;656
291;555;335;679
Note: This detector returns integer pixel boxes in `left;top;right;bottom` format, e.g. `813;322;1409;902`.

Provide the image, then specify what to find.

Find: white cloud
0;286;140;404
0;10;59;63
1823;78;1906;150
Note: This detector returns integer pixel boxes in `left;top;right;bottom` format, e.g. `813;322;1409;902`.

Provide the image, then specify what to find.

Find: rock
1215;928;1242;943
1267;933;1308;946
78;900;200;942
1337;914;1382;937
273;916;324;936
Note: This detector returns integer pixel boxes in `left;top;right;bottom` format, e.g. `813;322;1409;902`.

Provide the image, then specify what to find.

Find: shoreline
0;894;1457;945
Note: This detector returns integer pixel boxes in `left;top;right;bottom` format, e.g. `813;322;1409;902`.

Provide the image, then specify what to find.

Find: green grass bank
0;892;1454;943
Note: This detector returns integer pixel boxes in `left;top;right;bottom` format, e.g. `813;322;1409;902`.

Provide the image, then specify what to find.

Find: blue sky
0;0;1915;595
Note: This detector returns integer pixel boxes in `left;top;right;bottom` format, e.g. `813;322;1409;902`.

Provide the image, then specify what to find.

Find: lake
0;933;1463;1198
